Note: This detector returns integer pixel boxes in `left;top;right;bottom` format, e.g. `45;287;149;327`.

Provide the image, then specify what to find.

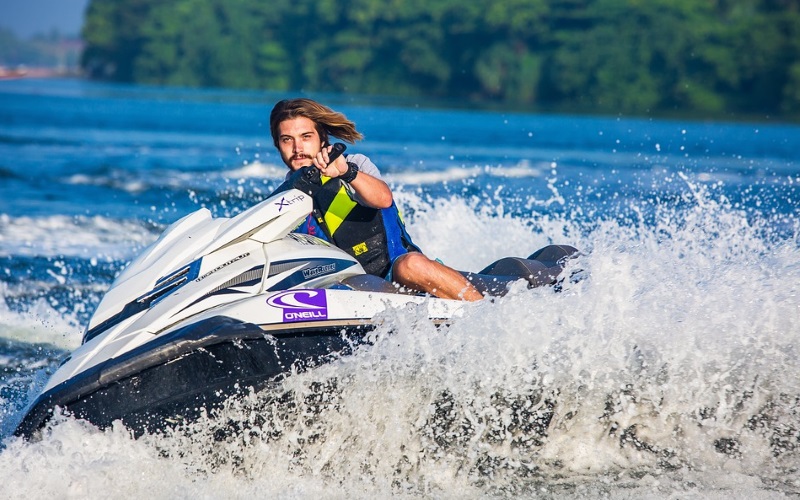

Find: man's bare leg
391;252;483;301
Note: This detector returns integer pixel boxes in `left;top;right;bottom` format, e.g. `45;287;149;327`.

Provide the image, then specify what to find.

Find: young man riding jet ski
270;98;483;301
12;101;577;440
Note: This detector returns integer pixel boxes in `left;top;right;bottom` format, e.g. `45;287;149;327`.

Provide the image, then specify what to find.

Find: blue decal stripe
182;266;264;310
267;259;356;291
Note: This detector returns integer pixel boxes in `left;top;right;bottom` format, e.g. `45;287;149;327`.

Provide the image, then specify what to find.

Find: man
270;98;482;301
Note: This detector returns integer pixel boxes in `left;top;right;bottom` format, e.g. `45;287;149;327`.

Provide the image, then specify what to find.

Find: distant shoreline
0;66;81;80
2;75;796;125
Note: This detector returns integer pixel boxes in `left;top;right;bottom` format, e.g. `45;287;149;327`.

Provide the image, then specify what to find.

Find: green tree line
81;0;800;118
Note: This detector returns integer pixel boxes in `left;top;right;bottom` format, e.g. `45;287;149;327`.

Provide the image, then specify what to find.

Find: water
1;78;799;498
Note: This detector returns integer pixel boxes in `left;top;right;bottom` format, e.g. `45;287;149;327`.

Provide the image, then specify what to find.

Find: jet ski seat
334;274;411;294
334;244;578;298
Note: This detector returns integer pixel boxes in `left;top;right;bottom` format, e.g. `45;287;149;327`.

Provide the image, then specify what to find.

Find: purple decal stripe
266;290;328;323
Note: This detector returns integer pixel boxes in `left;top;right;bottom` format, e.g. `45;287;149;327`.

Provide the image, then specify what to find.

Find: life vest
296;176;420;277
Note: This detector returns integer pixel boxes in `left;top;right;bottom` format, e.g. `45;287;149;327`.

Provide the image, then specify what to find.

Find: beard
286;153;313;169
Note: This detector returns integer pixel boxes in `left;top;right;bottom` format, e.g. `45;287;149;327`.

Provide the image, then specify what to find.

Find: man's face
276;116;323;171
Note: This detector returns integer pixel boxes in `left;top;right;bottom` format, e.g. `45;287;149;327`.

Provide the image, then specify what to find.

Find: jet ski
15;144;577;439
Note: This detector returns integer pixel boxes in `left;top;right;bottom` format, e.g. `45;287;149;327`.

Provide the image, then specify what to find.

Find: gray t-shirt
344;153;381;179
343;154;381;206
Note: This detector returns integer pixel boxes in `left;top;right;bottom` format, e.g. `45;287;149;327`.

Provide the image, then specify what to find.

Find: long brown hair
269;98;364;147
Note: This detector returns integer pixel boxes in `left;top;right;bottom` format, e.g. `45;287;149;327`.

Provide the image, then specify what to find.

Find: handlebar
268;143;348;198
327;142;347;163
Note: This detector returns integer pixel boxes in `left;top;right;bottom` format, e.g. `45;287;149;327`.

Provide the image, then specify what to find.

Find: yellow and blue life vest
294;176;420;277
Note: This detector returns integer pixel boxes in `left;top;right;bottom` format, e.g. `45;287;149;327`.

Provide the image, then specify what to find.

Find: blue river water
0;78;799;498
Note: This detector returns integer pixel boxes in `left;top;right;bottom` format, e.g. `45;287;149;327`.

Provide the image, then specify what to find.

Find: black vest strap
312;178;393;276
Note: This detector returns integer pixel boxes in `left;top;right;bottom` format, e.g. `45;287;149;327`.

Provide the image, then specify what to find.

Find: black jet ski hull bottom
15;316;373;439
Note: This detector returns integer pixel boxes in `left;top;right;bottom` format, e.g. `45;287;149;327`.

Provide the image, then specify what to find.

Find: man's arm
313;147;393;209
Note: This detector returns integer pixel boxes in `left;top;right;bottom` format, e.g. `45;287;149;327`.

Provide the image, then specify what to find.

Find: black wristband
340;161;359;183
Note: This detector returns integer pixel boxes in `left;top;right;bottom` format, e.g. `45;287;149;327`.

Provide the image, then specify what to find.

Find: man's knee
392;252;432;281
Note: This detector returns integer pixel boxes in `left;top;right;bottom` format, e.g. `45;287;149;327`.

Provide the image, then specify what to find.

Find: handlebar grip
300;143;347;185
272;143;349;197
328;142;347;163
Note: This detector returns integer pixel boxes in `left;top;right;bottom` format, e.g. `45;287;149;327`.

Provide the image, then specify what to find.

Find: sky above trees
0;0;89;38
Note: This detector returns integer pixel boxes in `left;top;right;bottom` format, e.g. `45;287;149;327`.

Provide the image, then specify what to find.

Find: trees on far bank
80;0;800;118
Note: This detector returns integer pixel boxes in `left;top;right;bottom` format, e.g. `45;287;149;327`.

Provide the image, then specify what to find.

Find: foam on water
62;161;292;195
1;180;797;497
221;160;290;181
0;213;157;259
387;160;544;187
0;285;82;350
